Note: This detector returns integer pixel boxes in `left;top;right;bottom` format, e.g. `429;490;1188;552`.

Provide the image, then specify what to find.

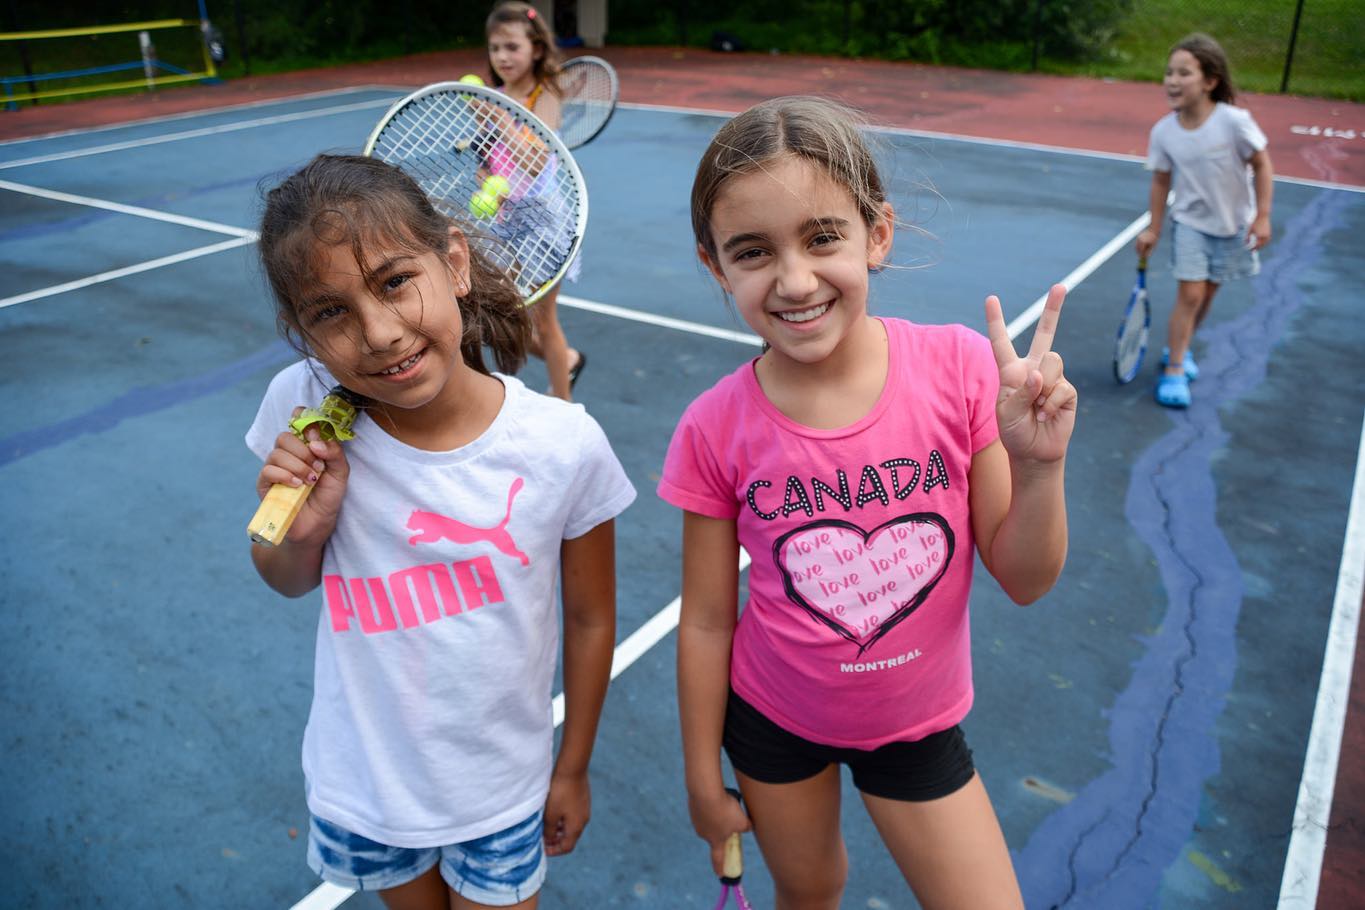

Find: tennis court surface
2;47;1362;909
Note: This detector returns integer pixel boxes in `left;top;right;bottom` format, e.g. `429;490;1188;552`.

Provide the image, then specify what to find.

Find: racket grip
722;833;743;883
247;480;315;546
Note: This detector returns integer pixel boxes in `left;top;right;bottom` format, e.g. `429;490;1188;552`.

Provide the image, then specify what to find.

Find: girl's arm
544;518;618;856
1247;148;1274;250
1135;170;1172;259
251;425;349;597
678;511;752;874
974;286;1074;604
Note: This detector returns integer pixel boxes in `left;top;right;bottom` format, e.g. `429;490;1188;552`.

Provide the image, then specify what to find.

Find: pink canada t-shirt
659;318;1000;748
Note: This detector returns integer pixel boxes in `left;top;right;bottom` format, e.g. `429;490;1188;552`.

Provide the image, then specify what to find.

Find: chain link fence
607;0;1362;101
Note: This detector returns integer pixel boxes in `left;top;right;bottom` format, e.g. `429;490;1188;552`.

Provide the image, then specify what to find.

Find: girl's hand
543;769;591;856
1135;228;1159;259
687;786;751;877
985;285;1077;465
254;411;350;546
1247;214;1272;251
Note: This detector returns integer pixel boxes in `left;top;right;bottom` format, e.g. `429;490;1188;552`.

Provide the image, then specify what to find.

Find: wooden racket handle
247;480;315;546
722;832;743;882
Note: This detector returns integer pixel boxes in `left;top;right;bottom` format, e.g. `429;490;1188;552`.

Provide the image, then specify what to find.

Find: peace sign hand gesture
985;284;1077;465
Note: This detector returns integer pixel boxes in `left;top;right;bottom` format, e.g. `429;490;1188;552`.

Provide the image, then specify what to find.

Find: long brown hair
258;154;530;376
485;1;562;94
1172;33;1237;105
691;96;888;263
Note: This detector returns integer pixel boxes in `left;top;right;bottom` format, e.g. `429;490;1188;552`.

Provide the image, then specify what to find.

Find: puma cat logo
406;477;530;566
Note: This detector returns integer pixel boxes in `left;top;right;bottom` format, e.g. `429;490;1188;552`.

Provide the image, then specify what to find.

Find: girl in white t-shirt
659;96;1075;910
1135;33;1274;408
247;153;634;909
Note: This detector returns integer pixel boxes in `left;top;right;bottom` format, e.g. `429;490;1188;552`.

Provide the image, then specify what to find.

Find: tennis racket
558;56;619;149
247;385;364;547
714;788;755;910
363;81;588;308
1112;257;1150;384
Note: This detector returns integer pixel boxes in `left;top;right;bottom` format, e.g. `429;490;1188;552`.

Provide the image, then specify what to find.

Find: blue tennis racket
1113;257;1150;384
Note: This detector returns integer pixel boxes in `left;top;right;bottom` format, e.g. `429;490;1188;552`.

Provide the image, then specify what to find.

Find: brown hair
1172;33;1237;105
690;96;888;263
258;154;530;376
485;1;562;94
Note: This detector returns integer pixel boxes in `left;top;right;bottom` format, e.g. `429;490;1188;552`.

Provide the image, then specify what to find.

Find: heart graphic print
774;513;954;654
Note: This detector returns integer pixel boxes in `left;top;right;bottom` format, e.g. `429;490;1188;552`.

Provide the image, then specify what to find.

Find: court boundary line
0;86;385;147
1277;413;1365;908
0;178;255;237
620;102;1364;194
0;97;398;172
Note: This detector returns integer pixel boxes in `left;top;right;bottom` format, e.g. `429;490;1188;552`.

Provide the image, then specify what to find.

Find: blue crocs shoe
1160;347;1199;381
1155;373;1191;408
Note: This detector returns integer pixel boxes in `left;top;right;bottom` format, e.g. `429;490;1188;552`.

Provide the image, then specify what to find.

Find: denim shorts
722;690;976;802
307;809;546;904
1171;219;1259;283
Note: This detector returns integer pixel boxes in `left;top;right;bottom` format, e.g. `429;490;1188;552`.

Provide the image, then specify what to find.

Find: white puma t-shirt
246;361;636;847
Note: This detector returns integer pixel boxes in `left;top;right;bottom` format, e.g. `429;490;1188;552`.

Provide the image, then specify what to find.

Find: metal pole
1280;0;1306;93
5;0;36;104
232;0;250;74
1031;0;1047;72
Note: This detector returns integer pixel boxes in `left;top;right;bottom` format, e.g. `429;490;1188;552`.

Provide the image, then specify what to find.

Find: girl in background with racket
659;97;1075;910
246;154;635;908
482;0;586;400
1135;33;1273;409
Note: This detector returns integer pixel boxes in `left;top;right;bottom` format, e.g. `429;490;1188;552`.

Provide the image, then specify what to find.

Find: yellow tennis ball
468;190;499;219
482;175;511;199
458;73;486;86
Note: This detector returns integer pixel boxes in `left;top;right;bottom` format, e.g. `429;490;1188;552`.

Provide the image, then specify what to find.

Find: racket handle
721;832;743;883
247;480;315;546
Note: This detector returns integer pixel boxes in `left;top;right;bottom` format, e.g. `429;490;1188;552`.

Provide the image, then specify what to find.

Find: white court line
621;101;1365;194
0;86;388;147
0;97;396;171
1003;209;1151;340
560;294;762;347
0;178;255;237
1278;412;1365;908
0;237;257;310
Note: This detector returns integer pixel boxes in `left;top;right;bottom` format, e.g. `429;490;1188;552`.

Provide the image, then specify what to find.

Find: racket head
1112;263;1150;384
363;81;588;307
557;56;619;149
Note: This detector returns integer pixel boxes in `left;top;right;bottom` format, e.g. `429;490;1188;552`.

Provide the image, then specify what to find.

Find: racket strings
370;93;582;301
559;60;617;149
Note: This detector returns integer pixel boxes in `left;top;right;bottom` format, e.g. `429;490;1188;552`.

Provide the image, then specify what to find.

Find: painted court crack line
1015;186;1351;909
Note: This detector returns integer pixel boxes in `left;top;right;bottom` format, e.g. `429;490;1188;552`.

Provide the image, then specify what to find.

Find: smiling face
487;22;540;89
1164;48;1217;115
296;226;474;425
699;155;893;368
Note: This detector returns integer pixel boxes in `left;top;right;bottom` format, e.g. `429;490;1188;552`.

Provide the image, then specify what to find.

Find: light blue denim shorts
307;809;546;904
1171;219;1259;283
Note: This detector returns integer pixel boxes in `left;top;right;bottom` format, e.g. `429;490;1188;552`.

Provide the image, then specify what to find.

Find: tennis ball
458;73;486;86
468;190;499;219
482;174;511;199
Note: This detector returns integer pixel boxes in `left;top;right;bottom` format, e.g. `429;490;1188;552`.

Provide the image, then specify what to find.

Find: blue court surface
2;88;1363;909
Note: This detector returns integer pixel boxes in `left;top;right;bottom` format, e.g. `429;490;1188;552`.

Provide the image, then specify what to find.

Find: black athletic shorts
722;689;976;802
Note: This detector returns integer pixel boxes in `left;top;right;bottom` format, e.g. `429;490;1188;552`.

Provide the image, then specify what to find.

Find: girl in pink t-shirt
658;96;1076;909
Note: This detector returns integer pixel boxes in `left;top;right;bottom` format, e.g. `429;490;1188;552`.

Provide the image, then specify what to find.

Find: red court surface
3;45;1360;907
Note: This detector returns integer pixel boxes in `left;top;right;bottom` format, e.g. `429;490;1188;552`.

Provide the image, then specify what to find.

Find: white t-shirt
1146;102;1267;238
246;362;636;847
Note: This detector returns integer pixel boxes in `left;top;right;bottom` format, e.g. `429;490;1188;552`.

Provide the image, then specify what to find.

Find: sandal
1155;373;1191;408
568;350;587;389
1160;347;1199;381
